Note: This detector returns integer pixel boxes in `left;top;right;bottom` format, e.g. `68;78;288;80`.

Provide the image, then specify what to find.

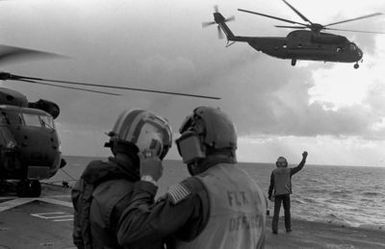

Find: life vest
176;163;266;249
72;159;137;249
72;177;95;249
272;167;291;196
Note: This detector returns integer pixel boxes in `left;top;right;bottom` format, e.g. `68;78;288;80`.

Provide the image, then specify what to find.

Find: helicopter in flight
202;1;384;68
0;45;219;197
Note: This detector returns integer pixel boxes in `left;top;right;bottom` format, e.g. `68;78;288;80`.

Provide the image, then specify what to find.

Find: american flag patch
167;183;191;204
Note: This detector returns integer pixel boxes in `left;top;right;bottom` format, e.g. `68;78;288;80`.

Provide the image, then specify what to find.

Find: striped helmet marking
167;183;191;205
123;111;147;142
130;119;146;145
112;109;143;138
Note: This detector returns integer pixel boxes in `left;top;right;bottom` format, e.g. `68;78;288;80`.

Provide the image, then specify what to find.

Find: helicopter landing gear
0;179;6;194
17;179;41;197
354;62;359;69
291;58;297;66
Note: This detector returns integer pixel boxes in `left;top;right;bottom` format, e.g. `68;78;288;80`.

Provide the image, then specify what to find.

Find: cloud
2;0;384;166
238;135;385;166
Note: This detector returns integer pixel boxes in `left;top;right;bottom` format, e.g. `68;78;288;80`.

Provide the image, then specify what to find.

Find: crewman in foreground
72;109;172;249
117;106;266;249
268;151;308;234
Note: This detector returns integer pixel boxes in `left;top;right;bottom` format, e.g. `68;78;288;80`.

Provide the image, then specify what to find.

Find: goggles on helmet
175;130;205;164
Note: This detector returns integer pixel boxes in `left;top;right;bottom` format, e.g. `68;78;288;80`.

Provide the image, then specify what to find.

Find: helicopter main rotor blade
6;73;221;100
15;79;121;96
0;45;65;66
238;8;308;27
275;25;307;29
324;27;385;34
324;12;383;27
282;0;312;24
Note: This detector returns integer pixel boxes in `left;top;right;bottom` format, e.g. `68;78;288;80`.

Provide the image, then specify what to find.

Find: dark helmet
105;109;172;159
176;106;237;166
276;156;288;167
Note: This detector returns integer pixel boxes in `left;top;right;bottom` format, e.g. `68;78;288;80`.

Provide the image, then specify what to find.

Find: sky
0;0;384;167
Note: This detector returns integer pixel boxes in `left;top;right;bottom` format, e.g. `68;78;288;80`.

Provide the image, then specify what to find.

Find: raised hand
302;151;308;159
138;150;164;182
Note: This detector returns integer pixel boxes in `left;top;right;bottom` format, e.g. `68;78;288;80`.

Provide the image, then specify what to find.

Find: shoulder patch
167;182;192;205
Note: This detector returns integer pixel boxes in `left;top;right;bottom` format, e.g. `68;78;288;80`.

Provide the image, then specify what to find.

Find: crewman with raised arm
268;151;308;234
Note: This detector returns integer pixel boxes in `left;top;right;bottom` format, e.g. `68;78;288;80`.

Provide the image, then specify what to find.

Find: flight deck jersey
272;167;291;196
176;163;266;249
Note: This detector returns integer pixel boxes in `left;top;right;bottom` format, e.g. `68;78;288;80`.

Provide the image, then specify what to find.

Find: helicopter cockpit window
350;43;357;51
22;113;54;129
40;115;54;129
23;114;41;127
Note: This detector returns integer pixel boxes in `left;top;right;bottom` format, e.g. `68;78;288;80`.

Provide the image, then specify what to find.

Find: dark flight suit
72;156;164;249
268;158;306;233
117;160;266;249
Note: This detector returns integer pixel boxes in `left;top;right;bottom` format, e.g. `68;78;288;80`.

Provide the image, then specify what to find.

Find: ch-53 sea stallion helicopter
0;45;219;197
203;1;384;68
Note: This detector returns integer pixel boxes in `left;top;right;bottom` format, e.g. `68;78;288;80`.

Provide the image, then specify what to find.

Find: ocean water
51;156;385;230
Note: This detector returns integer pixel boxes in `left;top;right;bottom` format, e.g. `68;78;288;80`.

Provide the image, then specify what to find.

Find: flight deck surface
0;185;74;249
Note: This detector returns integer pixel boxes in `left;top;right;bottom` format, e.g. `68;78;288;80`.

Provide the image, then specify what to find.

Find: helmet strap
187;152;236;176
205;147;236;160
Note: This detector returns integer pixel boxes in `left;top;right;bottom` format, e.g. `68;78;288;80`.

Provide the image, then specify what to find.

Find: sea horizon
53;155;385;230
62;154;385;169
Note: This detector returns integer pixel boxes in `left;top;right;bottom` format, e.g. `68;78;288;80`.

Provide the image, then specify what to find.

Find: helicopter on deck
203;1;384;68
0;45;219;197
0;87;65;197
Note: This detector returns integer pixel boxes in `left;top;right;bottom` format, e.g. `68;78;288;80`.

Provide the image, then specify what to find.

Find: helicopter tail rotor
202;6;235;40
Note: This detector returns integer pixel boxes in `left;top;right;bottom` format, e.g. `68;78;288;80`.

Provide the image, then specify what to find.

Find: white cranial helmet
108;109;172;159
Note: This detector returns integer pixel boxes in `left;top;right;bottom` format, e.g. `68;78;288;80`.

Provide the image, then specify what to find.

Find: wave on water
361;191;382;197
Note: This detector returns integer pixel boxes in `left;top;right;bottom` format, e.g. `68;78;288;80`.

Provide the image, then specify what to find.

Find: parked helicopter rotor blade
324;12;383;27
323;27;385;34
238;8;308;27
275;25;307;29
5;73;221;100
15;79;121;96
0;45;65;66
282;0;312;24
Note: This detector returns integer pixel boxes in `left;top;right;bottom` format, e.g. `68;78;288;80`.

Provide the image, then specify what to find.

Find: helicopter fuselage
0;87;65;196
211;10;367;68
234;30;363;64
0;105;62;181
